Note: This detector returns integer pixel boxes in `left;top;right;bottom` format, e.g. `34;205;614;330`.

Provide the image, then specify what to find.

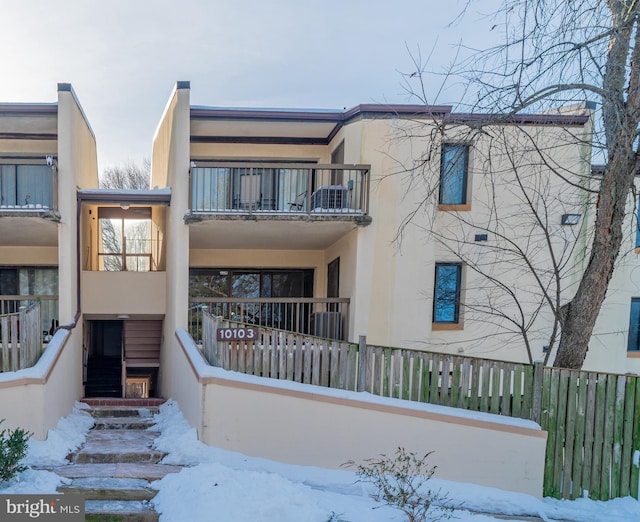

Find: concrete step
46;463;182;482
85;500;158;522
59;477;157;501
81;398;166;408
92;417;155;430
69;430;165;464
88;406;159;419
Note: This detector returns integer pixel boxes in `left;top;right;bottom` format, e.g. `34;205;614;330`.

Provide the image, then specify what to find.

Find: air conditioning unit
310;186;348;209
311;311;342;339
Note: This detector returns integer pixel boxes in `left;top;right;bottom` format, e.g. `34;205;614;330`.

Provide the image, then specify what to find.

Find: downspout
56;192;81;331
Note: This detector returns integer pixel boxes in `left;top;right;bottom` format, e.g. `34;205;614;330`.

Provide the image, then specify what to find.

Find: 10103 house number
216;327;259;341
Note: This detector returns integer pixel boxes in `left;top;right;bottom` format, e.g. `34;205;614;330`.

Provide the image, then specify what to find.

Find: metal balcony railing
0;164;57;210
189;297;350;343
189;163;370;216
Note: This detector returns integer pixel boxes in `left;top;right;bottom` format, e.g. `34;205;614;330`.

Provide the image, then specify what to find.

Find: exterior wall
190;142;329;162
152;83;191;398
0;329;81;440
587;187;640;374
81;271;167;316
342;117;592;364
175;329;546;497
57;84;98;323
0;246;58;265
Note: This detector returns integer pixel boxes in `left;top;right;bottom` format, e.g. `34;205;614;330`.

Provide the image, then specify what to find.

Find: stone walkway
42;399;181;522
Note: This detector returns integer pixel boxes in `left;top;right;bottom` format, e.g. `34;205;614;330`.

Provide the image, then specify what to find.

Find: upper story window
439;144;469;206
628;298;640;352
98;207;156;272
433;263;462;325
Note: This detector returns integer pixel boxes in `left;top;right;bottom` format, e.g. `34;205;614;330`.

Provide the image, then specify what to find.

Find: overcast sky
0;0;501;171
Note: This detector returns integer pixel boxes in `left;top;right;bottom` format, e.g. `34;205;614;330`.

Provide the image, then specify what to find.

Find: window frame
432;263;463;327
438;143;470;208
628;298;640;353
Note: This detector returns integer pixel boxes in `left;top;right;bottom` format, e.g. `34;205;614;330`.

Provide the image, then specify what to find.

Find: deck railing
189;163;370;216
189;297;349;343
0;164;57;210
0;295;58;339
0;301;43;371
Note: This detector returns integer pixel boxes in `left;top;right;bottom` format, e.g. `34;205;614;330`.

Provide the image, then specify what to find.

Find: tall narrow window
439;144;469;205
628;299;640;351
433;263;462;323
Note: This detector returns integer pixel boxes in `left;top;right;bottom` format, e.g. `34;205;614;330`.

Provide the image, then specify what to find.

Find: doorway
85;320;123;397
84;319;161;398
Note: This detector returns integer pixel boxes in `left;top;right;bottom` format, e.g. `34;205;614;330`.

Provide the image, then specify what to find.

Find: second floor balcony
186;162;371;225
0;164;57;212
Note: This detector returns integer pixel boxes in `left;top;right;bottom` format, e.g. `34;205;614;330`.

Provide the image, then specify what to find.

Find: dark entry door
85;320;123;397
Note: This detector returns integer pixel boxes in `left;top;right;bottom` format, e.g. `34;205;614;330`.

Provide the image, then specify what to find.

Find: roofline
77;189;171;205
0;103;58;116
445;112;590;126
189;104;588;126
190;104;454;123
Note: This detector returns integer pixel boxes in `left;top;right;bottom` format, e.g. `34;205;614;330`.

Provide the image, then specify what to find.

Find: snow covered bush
0;420;30;483
344;447;455;522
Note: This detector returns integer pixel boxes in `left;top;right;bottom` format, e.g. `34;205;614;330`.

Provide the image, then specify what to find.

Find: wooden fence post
357;334;368;392
532;360;544;424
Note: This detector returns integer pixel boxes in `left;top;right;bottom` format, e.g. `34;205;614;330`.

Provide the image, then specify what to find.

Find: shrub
344;447;455;522
0;420;30;483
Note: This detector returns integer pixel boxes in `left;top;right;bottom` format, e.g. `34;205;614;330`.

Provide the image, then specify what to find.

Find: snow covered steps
52;401;181;522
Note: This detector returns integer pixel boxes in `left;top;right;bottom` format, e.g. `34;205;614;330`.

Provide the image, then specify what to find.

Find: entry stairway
44;399;181;521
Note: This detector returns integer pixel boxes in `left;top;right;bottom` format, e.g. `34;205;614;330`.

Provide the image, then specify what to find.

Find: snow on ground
0;399;638;521
150;400;640;522
0;402;93;494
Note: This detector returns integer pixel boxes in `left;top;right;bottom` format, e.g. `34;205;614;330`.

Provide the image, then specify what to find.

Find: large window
98;207;154;272
628;299;640;351
439;144;469;205
433;263;462;324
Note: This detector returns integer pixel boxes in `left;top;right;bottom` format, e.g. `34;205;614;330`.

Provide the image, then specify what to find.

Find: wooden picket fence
201;313;640;501
0;301;43;371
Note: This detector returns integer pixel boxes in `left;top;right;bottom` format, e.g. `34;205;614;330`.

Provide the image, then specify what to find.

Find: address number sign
216;327;259;341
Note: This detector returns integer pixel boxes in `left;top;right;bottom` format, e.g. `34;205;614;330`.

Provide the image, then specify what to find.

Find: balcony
186;163;371;249
0;163;59;246
189;297;350;343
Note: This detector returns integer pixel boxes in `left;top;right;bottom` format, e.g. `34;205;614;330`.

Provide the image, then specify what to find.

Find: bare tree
399;1;640;369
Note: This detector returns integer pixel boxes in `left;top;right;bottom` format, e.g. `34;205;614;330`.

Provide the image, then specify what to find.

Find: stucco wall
152;83;191;398
174;329;546;497
0;329;81;440
0;246;58;265
57;84;98;323
81;271;167;316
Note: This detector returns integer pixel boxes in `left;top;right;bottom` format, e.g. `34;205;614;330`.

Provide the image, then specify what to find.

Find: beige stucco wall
0;329;82;440
81;271;167;316
335;116;593;364
173;328;545;497
586;185;640;374
0;246;58;265
152;83;191;398
57;85;98;324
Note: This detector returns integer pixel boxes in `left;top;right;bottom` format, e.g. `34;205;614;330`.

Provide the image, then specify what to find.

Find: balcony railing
0;164;57;211
0;296;58;341
189;163;369;216
189;297;350;342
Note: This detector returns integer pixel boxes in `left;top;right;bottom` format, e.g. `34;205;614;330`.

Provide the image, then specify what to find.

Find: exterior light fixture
120;203;130;210
561;213;581;225
190;161;197;168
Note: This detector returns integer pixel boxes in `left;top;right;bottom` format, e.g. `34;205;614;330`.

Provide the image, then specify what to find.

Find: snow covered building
3;81;639;414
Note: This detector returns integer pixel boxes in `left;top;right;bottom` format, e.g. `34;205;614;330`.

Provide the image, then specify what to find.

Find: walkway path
43;399;181;521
